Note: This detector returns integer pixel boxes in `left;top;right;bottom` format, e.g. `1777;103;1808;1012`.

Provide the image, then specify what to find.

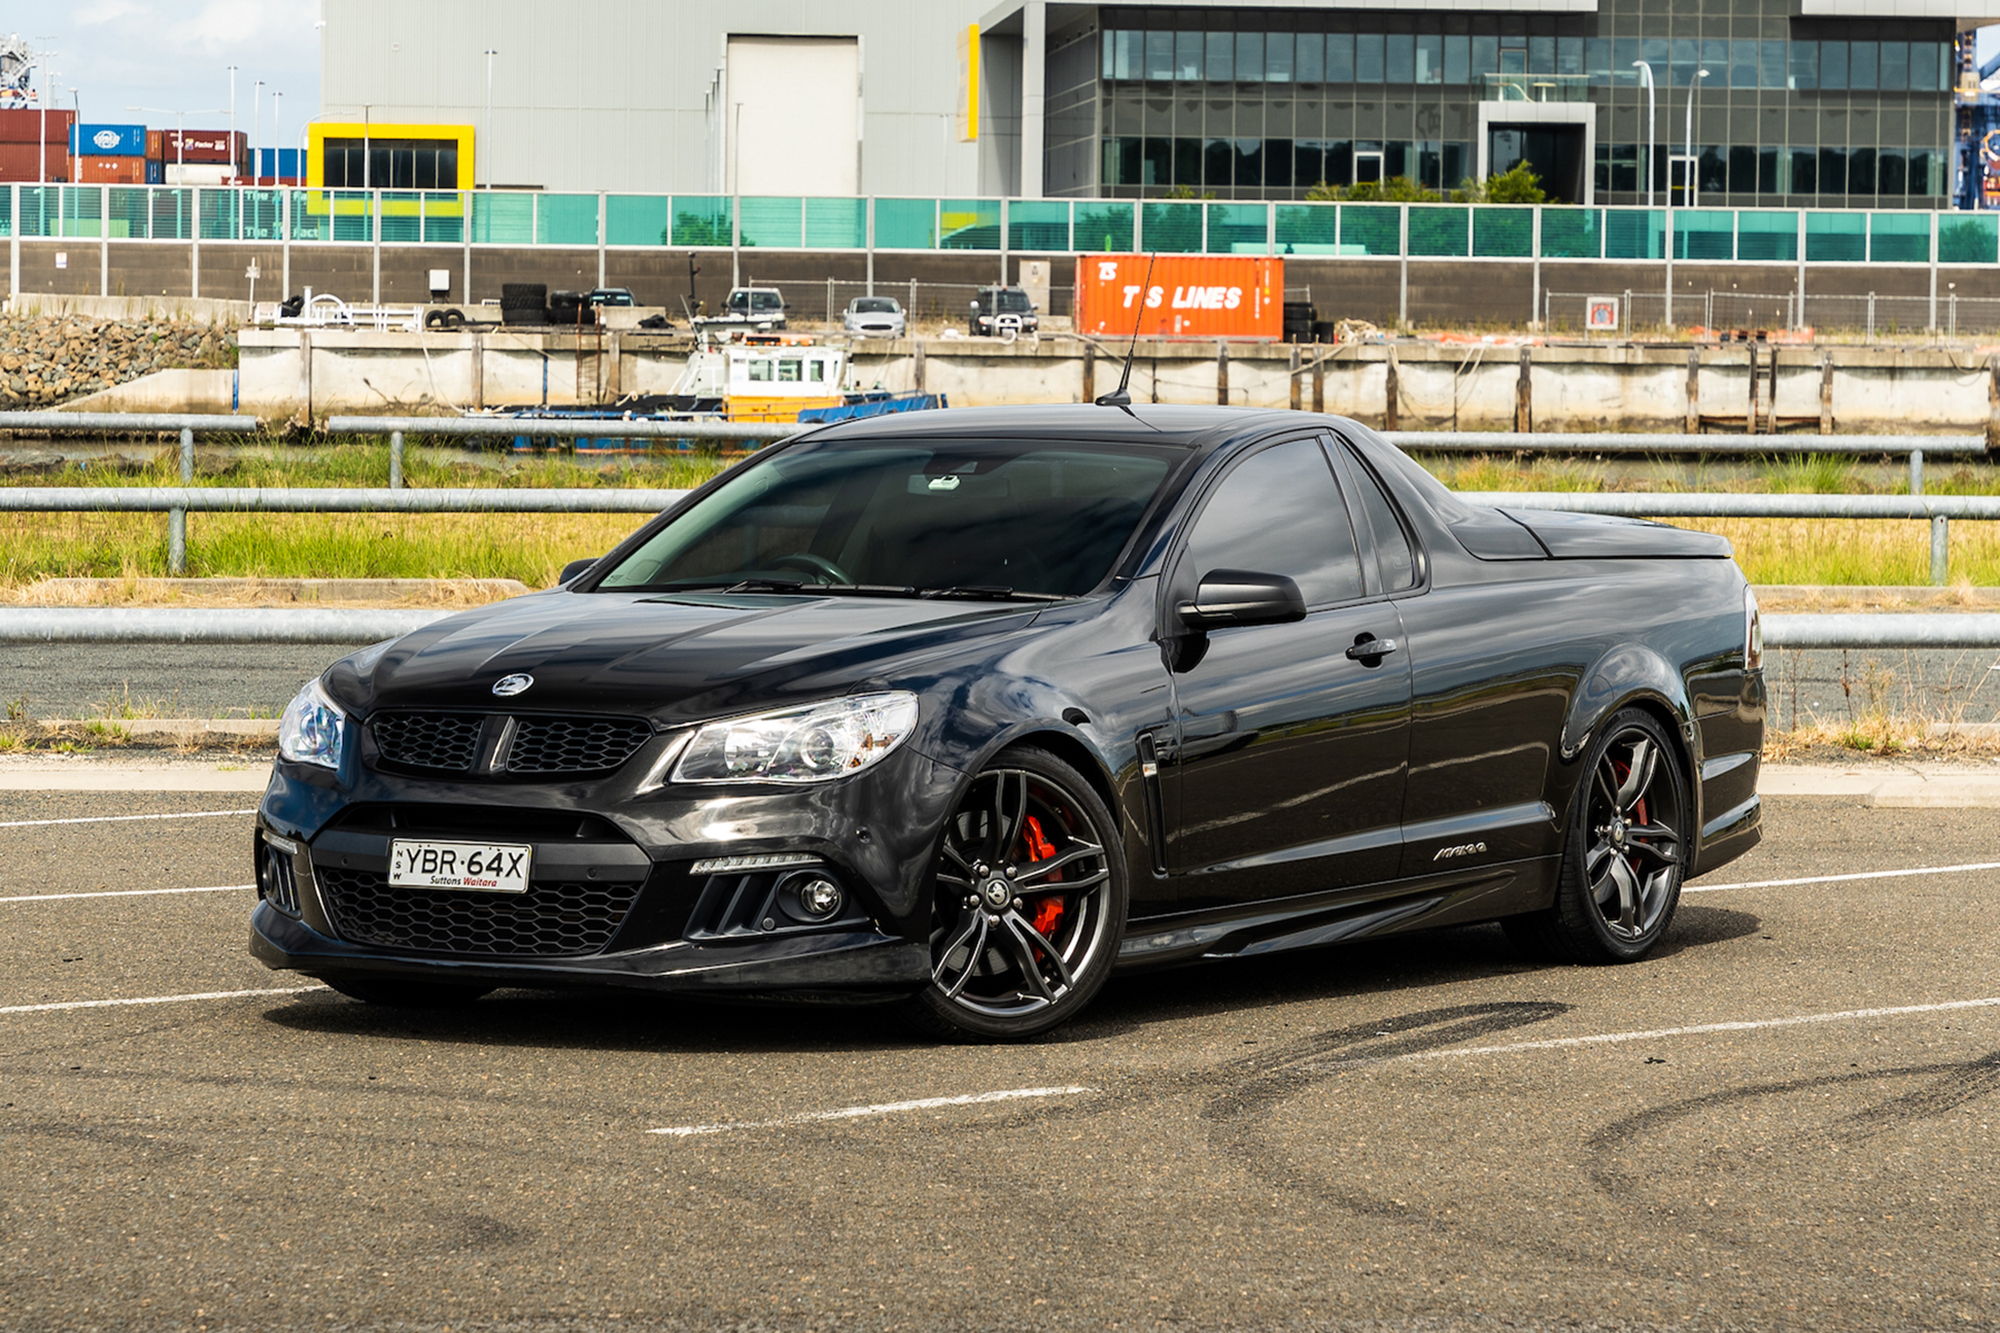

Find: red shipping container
75;155;148;184
146;129;164;159
0;141;69;182
0;108;76;146
1072;254;1283;340
157;128;244;165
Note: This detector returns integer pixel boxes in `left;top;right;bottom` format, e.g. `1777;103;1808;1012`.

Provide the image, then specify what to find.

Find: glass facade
1084;1;1952;207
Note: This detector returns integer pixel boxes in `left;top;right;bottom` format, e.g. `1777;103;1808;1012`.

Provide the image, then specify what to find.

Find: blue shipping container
145;159;162;184
252;147;303;178
71;123;146;157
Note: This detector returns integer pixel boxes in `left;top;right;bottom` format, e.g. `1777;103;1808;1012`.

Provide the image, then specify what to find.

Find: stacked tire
548;290;593;327
1283;301;1317;343
501;283;549;326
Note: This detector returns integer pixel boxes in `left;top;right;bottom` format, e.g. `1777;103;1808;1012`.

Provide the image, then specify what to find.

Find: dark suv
969;285;1038;336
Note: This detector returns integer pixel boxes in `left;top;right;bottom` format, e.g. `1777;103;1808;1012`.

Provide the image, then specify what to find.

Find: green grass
3;442;736;586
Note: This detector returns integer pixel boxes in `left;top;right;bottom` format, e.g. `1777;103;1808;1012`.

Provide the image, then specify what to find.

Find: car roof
798;402;1361;454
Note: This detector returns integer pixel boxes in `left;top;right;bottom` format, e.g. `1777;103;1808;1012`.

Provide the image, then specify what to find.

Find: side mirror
1176;570;1307;631
558;558;599;585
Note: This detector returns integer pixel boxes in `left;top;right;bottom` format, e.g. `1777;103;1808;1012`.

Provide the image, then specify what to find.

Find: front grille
368;711;655;778
315;867;639;957
373;712;484;771
507;716;652;774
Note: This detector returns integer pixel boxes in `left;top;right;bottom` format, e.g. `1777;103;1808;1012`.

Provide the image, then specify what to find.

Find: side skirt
1113;855;1559;971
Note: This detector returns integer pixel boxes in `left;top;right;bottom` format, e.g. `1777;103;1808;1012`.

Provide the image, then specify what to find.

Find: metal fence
1541;289;2000;337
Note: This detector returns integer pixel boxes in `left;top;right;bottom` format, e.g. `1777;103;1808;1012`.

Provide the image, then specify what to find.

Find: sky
5;0;319;152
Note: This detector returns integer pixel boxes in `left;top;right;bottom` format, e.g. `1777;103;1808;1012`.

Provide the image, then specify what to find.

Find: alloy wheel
1582;728;1684;942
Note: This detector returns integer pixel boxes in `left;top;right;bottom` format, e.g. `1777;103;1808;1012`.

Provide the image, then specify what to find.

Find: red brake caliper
1023;814;1066;938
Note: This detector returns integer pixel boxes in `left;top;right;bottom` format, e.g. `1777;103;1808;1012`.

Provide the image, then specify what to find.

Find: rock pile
0;316;237;407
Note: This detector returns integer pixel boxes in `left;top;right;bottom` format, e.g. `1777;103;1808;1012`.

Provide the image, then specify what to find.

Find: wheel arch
981;723;1123;834
1555;643;1701;827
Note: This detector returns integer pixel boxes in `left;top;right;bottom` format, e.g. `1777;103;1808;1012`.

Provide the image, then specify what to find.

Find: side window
1184;439;1364;607
1340;446;1419;591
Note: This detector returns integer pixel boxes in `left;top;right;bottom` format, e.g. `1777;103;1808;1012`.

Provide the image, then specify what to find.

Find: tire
900;746;1126;1042
502;306;549;326
500;282;547;309
1503;707;1689;964
323;977;494;1007
443;308;465;329
423;308;447;330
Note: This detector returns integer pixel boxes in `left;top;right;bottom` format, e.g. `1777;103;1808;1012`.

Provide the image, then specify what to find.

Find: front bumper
251;739;958;998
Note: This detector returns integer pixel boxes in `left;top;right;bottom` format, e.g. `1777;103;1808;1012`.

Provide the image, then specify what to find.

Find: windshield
594;438;1179;597
987;289;1033;313
851;298;899;314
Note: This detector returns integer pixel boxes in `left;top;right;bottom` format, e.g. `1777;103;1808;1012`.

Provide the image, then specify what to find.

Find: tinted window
1185;439;1363;607
596;441;1177;597
1340;445;1418;591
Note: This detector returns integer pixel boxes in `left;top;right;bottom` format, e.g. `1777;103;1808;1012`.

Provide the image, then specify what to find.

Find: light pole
1632;60;1656;209
253;80;264;182
228;65;238;166
1684;67;1709;207
362;103;371;190
483;49;497;189
33;45;57;185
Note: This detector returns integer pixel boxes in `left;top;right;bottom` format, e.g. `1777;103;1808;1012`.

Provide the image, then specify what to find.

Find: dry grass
0;575;531;608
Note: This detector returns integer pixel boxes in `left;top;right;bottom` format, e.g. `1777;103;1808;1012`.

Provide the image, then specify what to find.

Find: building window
322;139;461;190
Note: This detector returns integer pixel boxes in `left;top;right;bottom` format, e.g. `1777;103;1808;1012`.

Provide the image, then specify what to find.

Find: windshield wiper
919;585;1067;602
646;579;922;597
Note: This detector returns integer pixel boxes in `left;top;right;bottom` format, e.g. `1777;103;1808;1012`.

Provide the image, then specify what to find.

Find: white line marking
1387;996;2000;1067
0;808;258;830
650;1085;1096;1138
0;986;324;1016
1688;860;2000;893
0;883;254;904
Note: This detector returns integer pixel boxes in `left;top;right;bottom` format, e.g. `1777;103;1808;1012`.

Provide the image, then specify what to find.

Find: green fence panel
1604;209;1664;259
286;190;329;242
606;195;670;246
1939;213;1999;264
805;197;867;249
1804;212;1867;262
1870;212;1930;264
52;186;103;239
377;191;422;244
107;187;150;240
738;196;802;248
15;186;55;238
1140;202;1203;253
0;186;11;238
1008;199;1069;252
1407;206;1467;258
421;192;464;244
537;193;599;246
1538;208;1601;259
1339;205;1400;257
874;198;937;249
1275;203;1340;253
669;196;733;248
1072;201;1133;252
241;188;284;241
941;199;1002;250
1205;203;1268;254
1472;207;1532;258
1736;210;1797;262
332;190;375;243
1673;209;1733;261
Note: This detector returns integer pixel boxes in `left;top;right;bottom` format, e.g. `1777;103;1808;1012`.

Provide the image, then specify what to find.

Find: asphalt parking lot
0;790;1995;1333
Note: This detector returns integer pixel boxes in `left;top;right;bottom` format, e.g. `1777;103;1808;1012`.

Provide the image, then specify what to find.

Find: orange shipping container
1072;254;1282;341
75;155;148;184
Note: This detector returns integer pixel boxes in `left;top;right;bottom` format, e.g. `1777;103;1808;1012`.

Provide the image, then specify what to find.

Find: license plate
389;839;532;893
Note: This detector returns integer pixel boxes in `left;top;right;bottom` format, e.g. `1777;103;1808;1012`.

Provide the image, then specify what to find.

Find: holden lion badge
491;673;534;697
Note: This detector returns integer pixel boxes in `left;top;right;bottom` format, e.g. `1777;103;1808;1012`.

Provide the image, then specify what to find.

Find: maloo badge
491;673;534;697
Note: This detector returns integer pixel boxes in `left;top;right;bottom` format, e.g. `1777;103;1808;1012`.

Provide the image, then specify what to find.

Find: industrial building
321;0;2000;209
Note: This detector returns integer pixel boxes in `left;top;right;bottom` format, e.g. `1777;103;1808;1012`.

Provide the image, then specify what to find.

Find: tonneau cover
1499;507;1733;559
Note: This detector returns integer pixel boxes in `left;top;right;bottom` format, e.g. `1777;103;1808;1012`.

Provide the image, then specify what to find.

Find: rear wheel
324;977;493;1008
1504;708;1688;964
901;748;1125;1041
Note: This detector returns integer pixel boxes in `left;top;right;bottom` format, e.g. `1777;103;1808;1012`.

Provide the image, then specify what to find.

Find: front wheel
1504;708;1689;964
901;747;1126;1041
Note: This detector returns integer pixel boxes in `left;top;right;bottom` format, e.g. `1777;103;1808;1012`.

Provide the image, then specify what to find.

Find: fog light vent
258;837;301;917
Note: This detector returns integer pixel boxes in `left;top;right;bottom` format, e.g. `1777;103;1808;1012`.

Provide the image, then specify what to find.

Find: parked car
843;295;907;338
695;286;787;332
586;288;637;308
969;285;1038;336
251;405;1765;1040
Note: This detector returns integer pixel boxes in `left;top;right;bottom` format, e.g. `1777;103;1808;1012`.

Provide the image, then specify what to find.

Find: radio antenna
1094;251;1157;409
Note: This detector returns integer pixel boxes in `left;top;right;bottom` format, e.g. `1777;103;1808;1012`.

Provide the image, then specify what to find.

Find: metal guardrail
326;416;805;442
0;607;1995;648
0;488;688;513
1387;432;1985;457
0;412;262;434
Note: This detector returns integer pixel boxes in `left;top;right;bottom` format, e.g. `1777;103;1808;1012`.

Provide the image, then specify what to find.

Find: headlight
278;678;346;770
672;692;919;785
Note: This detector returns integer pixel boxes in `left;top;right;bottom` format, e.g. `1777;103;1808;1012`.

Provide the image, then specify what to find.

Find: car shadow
257;904;1761;1054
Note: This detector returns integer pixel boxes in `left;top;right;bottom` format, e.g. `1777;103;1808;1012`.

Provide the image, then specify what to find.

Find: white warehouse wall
320;0;991;195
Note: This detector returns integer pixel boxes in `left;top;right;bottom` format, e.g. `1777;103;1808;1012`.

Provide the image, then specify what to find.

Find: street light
1685;68;1710;207
253;80;264;183
1632;60;1656;209
128;104;227;183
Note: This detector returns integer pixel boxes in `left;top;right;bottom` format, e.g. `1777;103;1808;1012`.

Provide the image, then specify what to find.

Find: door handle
1345;636;1400;661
